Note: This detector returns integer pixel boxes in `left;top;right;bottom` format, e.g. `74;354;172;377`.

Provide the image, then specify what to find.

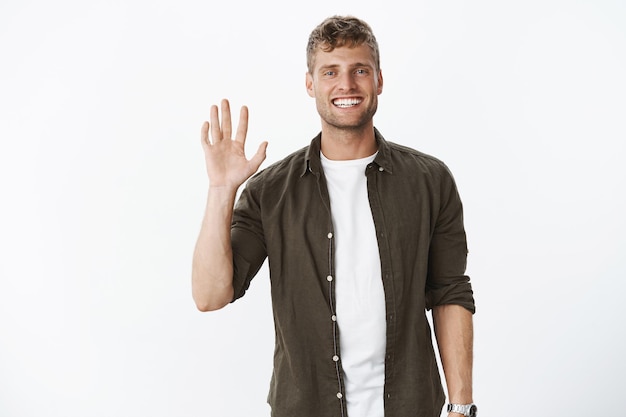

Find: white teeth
333;98;361;108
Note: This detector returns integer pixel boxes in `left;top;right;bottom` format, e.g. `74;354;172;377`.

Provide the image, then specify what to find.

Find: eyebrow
318;62;374;72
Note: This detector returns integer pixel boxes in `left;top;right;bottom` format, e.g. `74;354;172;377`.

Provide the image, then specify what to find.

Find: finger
209;104;221;142
200;121;209;148
221;99;232;140
249;141;268;172
234;105;249;145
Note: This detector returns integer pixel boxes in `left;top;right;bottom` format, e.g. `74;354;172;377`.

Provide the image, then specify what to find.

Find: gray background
1;0;625;416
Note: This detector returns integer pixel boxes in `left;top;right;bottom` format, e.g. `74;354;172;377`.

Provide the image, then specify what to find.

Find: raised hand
200;99;268;189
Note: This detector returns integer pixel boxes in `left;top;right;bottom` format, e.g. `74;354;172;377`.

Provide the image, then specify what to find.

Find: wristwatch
447;403;478;417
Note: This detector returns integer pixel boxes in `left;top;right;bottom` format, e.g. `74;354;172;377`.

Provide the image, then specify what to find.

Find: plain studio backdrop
1;0;625;416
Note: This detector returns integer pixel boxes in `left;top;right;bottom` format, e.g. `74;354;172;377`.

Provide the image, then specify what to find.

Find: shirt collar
302;127;393;177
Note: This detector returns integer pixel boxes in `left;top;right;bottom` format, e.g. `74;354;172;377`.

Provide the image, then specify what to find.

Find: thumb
249;141;268;171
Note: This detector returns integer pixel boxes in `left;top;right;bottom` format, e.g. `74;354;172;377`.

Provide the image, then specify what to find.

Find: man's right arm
191;99;267;312
192;185;238;311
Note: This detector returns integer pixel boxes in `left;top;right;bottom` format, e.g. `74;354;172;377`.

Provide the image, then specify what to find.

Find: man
192;15;477;417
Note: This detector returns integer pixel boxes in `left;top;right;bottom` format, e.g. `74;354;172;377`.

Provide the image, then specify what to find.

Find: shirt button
331;315;337;321
327;232;333;239
378;166;384;172
332;355;339;362
327;275;333;282
337;392;343;399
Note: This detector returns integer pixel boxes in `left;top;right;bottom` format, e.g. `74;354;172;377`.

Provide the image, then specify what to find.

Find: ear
305;72;315;97
377;69;384;95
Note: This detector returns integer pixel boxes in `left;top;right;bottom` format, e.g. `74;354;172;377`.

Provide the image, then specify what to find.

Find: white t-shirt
321;151;386;417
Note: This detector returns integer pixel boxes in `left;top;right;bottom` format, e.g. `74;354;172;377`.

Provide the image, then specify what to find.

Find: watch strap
447;403;477;416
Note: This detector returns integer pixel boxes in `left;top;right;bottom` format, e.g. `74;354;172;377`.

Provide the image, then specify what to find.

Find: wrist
447;403;478;417
208;183;239;195
206;185;239;208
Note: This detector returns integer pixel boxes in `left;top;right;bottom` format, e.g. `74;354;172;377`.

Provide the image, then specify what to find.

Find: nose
337;71;356;91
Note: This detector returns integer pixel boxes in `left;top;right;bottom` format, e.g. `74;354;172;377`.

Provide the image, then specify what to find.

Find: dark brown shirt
230;129;475;417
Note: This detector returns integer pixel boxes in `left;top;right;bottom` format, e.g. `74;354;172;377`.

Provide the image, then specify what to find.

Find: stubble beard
317;98;378;132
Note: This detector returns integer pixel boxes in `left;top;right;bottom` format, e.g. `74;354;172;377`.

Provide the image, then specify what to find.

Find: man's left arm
432;304;474;413
427;162;475;415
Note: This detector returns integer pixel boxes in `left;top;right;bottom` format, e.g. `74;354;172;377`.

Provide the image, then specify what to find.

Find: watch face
469;404;478;417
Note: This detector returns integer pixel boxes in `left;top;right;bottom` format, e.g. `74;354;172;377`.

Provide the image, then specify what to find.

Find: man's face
306;44;383;131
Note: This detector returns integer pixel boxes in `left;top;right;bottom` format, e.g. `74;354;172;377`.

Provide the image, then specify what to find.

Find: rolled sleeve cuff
425;281;476;314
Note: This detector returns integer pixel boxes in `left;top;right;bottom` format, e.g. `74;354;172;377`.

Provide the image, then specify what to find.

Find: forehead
311;44;376;70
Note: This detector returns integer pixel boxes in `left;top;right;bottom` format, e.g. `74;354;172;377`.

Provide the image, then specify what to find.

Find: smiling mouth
333;98;362;108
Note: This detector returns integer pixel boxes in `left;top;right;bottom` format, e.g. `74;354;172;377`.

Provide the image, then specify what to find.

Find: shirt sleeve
230;179;268;302
424;164;476;314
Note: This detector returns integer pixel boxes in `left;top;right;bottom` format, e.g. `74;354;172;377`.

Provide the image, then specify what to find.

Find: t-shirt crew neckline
320;151;379;166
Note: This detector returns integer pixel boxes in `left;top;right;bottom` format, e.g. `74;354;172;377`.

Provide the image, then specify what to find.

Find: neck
320;123;378;160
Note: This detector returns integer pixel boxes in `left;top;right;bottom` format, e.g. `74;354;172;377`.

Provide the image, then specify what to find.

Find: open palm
201;99;268;189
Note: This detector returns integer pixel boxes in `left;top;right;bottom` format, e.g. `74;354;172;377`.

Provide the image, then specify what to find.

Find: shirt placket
366;161;397;410
314;166;347;417
327;231;345;416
